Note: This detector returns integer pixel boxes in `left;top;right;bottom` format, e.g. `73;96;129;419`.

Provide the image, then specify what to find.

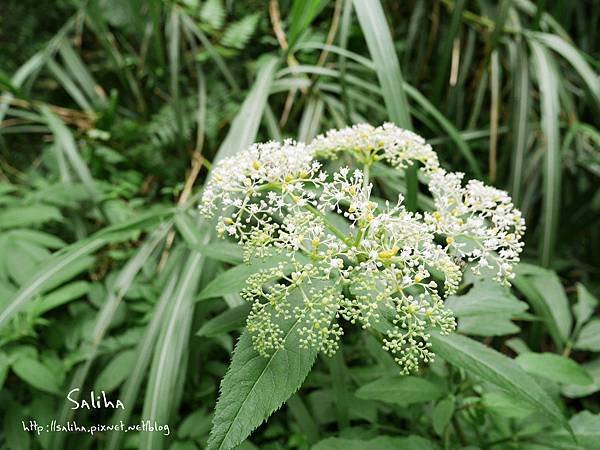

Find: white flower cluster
200;123;525;374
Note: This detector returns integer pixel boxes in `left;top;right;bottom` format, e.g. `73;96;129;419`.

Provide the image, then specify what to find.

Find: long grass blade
352;0;416;209
530;40;561;267
509;42;531;206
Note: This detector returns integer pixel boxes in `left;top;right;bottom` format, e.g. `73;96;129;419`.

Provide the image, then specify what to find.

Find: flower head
199;123;525;374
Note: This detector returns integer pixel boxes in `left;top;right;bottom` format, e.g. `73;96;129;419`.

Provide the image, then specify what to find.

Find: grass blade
509;42;531;206
530;40;561;267
352;0;417;209
39;105;99;201
530;32;600;108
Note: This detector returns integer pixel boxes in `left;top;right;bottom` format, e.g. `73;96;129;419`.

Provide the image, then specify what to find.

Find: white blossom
199;123;525;374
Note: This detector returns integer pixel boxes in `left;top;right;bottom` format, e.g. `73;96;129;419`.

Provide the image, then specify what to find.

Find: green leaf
206;284;325;450
215;56;278;163
221;14;260;50
356;376;444;406
197;255;288;301
446;279;528;317
8;229;65;249
175;213;243;264
0;352;9;390
457;315;520;336
95;350;137;393
0;238;104;329
200;0;225;30
574;319;600;352
12;356;61;394
195;242;243;265
481;391;535;419
514;265;572;348
429;332;569;432
531;32;600;107
530;40;561;267
509;42;530;206
569;412;600;450
403;84;481;177
352;0;419;209
562;358;600;398
40;105;99;201
446;278;527;336
178;410;212;440
33;281;90;315
141;251;204;450
196;304;251;337
352;0;411;128
432;396;455;436
538;411;600;450
574;284;598;331
312;436;437;450
0;205;62;229
516;352;593;385
106;267;180;450
288;0;328;47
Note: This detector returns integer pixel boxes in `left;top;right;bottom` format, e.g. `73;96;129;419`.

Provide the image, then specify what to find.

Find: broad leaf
575;319;600;352
516;352;593;385
207;283;328;450
514;264;571;348
430;331;569;432
574;284;598;331
356;376;444;406
432;396;455;435
562;358;600;398
12;356;61;394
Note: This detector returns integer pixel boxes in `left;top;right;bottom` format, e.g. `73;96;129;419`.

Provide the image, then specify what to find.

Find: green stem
304;203;352;246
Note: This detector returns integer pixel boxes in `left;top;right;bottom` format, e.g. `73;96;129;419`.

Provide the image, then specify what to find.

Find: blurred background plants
0;0;598;449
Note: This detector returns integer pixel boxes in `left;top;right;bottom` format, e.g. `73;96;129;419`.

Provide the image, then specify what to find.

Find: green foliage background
0;0;599;449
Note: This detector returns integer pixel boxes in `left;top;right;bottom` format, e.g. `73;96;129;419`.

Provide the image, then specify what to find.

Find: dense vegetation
0;0;599;449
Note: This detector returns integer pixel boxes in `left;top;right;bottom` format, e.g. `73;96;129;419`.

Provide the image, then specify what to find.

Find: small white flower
199;123;525;373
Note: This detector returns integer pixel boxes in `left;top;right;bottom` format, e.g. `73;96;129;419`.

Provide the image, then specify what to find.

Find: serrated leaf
429;331;569;432
356;376;444;406
200;0;225;30
221;14;259;50
516;352;593;385
206;284;327;450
